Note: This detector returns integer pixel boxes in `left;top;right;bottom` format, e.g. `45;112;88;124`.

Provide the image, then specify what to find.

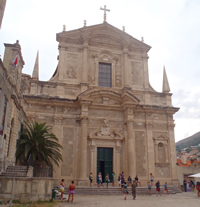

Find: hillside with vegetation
176;131;200;152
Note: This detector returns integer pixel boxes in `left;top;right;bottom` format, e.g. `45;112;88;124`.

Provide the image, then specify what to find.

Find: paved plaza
56;192;200;207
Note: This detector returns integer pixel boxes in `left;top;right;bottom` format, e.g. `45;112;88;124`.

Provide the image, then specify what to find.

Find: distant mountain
176;131;200;151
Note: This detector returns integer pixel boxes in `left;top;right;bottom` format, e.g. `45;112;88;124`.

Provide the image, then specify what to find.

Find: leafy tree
16;121;63;167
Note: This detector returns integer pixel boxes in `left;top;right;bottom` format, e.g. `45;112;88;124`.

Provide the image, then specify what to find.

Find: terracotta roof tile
177;159;192;167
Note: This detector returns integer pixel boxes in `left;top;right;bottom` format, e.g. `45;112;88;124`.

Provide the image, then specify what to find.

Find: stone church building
0;9;179;185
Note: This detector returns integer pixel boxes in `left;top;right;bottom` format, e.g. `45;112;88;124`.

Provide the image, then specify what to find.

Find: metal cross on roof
100;5;110;23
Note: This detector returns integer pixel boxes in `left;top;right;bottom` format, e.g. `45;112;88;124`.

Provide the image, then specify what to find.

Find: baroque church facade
0;9;179;185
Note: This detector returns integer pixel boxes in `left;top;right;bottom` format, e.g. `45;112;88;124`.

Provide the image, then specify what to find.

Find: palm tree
16;121;63;167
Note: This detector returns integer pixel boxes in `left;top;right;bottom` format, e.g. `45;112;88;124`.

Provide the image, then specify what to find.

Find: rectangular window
98;63;112;87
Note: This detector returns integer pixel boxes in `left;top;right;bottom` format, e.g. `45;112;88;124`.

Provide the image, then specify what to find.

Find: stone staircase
0;165;27;177
54;185;182;197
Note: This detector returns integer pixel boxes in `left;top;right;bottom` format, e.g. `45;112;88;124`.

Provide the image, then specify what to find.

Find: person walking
123;182;128;200
163;182;169;195
89;172;93;187
148;182;152;195
60;179;66;201
67;181;75;203
155;180;161;196
112;172;115;187
105;173;110;188
132;180;137;200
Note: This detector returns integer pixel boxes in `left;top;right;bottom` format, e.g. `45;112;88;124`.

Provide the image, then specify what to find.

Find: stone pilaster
126;119;136;178
142;55;149;89
123;48;130;87
165;144;169;163
79;116;88;184
168;123;179;185
58;46;65;81
52;116;63;179
116;145;121;184
81;42;88;92
89;144;95;182
145;121;155;178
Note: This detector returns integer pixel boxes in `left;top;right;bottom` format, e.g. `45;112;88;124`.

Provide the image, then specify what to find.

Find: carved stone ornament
153;134;169;146
167;124;175;131
145;121;153;129
81;116;88;124
54;116;63;125
88;117;123;140
89;145;95;152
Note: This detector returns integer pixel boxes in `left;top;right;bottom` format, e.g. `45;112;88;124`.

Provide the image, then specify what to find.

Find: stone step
7;166;27;170
0;172;27;177
0;165;27;177
54;186;180;196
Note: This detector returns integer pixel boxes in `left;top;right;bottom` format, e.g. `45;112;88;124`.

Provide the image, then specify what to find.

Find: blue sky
1;0;200;142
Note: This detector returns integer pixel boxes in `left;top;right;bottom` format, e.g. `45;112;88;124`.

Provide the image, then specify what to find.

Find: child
105;173;109;188
60;179;66;201
123;182;128;200
67;180;76;203
148;182;151;195
89;172;93;187
163;182;169;195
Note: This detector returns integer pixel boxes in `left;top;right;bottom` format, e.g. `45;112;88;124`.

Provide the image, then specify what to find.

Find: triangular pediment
56;23;151;52
78;88;140;107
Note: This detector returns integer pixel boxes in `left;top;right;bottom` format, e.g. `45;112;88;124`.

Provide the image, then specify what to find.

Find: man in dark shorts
155;180;161;196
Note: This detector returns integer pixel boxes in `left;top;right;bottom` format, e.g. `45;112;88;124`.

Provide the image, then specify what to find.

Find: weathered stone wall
177;166;200;185
135;131;146;176
0;177;54;202
61;127;74;177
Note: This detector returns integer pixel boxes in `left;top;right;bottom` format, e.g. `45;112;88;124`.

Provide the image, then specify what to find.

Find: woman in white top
150;173;154;187
60;179;66;200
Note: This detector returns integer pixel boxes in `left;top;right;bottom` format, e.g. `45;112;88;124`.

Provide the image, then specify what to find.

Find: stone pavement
56;192;200;207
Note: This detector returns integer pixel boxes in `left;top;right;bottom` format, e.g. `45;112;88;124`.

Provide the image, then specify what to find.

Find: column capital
167;123;175;131
80;116;88;124
54;116;63;125
116;146;121;153
126;119;134;128
89;145;95;152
